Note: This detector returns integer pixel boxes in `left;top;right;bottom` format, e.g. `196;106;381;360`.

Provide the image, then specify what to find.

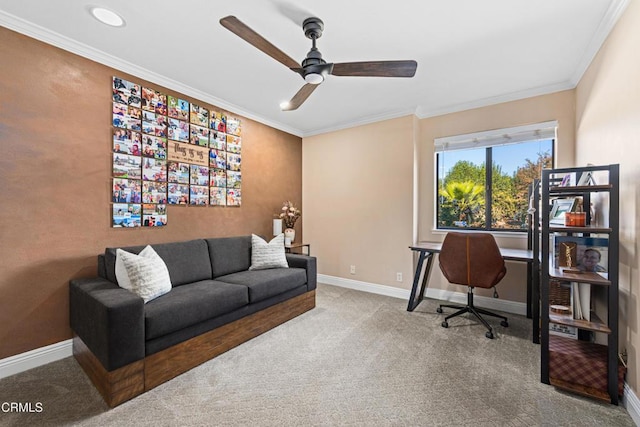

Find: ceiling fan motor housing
303;17;324;39
300;17;333;82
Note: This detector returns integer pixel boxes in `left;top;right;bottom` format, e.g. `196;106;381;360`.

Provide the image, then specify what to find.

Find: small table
285;243;310;256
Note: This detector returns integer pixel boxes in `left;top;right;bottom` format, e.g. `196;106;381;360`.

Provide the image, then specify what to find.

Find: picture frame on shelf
577;171;596;186
553;236;609;274
560;173;573;187
549;198;577;225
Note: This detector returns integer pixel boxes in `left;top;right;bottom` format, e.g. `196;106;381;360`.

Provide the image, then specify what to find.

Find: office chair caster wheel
486;331;494;339
501;320;509;327
441;321;448;328
436;307;443;314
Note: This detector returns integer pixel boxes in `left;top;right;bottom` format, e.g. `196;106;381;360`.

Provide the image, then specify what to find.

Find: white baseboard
624;383;640;426
318;274;527;316
0;339;73;380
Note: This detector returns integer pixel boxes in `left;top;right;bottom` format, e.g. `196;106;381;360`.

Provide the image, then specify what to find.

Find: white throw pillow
116;246;172;303
249;234;289;270
115;245;156;291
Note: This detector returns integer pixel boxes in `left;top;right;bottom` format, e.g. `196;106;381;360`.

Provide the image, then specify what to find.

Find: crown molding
302;108;418;137
569;0;631;86
0;10;304;138
416;80;575;120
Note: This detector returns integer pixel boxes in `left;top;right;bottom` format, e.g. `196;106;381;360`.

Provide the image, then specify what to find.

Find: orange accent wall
0;27;302;359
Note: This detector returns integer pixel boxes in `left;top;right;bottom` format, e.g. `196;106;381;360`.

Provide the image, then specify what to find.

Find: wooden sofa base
74;290;316;407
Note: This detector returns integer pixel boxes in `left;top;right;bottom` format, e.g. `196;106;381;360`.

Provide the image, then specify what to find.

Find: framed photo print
113;178;142;203
142;87;167;115
168;161;190;184
227;188;241;206
190;165;209;186
142;181;167;204
168;118;190;143
226;170;241;189
190;103;209;127
554;236;609;273
210;168;226;187
168;96;189;121
210;187;226;206
226;117;241;136
142;158;167;182
549;198;576;225
167;184;189;205
113;154;142;180
190;124;209;147
112;203;141;228
143;203;167;227
210;130;226;150
141;135;167;160
190;185;209;205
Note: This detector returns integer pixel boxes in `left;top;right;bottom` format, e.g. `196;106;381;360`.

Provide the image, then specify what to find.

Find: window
435;122;555;232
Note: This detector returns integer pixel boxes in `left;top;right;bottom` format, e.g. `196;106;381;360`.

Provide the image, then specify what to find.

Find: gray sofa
69;235;316;407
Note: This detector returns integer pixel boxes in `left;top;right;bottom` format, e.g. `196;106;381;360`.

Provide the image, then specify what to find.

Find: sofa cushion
216;268;307;303
206;236;252;278
105;239;212;287
115;245;161;292
144;280;249;340
250;234;288;270
116;247;172;303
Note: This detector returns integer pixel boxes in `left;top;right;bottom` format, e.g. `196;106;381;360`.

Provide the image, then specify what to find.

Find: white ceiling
0;0;628;137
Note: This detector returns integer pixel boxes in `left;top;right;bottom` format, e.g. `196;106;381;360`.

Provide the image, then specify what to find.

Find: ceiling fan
220;16;418;111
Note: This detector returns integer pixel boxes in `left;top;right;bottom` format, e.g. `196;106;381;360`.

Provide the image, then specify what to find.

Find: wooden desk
408;242;539;343
285;243;310;256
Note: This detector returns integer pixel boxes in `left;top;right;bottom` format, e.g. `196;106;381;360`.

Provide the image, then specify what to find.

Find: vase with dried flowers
279;201;301;244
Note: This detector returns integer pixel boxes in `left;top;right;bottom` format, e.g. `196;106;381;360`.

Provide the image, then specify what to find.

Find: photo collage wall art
111;76;242;228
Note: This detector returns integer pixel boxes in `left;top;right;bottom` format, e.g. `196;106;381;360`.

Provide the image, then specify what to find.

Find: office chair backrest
438;232;506;289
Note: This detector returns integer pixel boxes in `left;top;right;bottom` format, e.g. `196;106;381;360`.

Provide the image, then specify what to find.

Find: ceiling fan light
90;7;126;27
304;73;324;85
279;101;291;110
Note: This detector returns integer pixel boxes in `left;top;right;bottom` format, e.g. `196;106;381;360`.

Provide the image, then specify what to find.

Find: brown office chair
436;232;509;339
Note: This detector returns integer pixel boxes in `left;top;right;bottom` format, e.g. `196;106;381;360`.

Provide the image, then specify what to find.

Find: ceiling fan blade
281;84;319;111
220;16;301;70
331;60;417;77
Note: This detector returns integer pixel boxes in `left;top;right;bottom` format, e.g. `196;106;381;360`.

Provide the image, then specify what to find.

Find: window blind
434;120;557;152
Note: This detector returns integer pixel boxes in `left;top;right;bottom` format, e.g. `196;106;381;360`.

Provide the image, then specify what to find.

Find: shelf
549;312;611;334
548;224;612;234
549;184;613;194
548;268;611;285
548;335;624;402
541;165;620;405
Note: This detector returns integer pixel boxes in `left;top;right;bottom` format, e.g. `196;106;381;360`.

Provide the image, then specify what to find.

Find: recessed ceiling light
90;7;125;27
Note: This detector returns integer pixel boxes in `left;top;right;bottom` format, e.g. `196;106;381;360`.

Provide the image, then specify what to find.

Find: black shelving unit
540;164;620;404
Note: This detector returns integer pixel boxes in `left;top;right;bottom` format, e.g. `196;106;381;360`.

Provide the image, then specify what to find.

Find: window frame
434;123;556;233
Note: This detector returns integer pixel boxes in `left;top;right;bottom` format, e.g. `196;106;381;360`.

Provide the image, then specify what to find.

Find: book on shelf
571;282;591;321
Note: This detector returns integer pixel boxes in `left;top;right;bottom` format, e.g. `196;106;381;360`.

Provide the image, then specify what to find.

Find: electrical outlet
350;265;356;275
396;272;403;282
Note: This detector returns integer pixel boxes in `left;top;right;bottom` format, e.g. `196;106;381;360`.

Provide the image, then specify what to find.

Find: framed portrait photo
549;198;576;225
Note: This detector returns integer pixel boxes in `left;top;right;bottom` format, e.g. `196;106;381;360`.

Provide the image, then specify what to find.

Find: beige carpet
0;284;634;426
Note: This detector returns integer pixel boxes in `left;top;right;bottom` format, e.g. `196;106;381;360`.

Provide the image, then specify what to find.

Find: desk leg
527;262;532;319
532;260;540;344
407;252;433;312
